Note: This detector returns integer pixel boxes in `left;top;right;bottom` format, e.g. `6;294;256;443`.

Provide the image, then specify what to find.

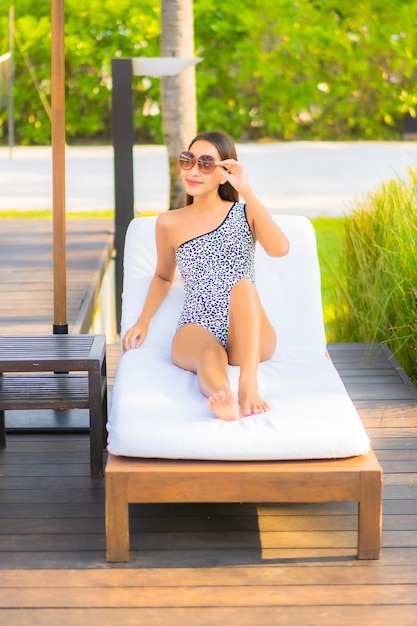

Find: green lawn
0;209;114;219
311;217;345;339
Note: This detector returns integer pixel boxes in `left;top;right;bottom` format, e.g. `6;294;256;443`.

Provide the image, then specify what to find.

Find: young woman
123;131;289;421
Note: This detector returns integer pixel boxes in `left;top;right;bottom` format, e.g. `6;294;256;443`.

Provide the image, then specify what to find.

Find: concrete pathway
1;141;416;217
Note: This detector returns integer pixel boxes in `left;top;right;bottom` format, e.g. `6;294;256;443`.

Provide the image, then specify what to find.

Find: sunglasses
179;151;217;174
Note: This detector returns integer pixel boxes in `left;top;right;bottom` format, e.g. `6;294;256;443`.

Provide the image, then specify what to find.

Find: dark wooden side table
0;334;107;477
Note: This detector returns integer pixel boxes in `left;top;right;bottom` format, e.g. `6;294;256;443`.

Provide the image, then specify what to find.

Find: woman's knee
197;340;228;371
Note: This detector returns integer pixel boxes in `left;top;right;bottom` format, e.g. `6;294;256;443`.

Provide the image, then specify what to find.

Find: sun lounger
105;215;382;562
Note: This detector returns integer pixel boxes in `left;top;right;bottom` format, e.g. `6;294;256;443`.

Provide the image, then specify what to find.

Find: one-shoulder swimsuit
175;201;256;348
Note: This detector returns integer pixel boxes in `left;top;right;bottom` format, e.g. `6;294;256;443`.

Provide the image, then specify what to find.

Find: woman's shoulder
156;208;191;249
157;206;188;223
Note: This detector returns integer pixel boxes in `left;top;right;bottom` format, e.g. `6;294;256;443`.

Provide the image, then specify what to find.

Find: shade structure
51;0;68;333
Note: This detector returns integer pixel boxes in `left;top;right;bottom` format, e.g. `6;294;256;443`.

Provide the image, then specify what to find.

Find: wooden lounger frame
105;448;382;562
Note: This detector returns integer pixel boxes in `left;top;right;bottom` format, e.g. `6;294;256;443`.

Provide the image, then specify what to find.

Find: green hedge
1;0;417;144
330;169;417;385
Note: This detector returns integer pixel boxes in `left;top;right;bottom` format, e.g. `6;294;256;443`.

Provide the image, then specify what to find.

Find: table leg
0;409;5;448
89;370;104;478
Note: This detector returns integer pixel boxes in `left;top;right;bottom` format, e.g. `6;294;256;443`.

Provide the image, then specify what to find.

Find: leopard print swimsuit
175;201;256;348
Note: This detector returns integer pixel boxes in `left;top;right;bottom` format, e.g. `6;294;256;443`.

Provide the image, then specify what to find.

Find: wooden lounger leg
105;470;130;562
357;468;382;559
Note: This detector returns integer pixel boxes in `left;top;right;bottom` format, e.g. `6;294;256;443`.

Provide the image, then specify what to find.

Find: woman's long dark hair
184;131;240;206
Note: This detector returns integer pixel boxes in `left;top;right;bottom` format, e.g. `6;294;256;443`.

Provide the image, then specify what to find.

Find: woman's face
180;140;226;198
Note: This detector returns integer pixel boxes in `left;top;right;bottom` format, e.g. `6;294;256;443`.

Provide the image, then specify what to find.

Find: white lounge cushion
107;215;370;460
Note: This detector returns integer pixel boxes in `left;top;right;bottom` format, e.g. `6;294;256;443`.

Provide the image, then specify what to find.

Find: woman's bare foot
207;390;239;421
239;382;269;417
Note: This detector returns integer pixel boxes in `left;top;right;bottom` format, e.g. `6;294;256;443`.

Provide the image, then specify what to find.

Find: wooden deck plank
0;218;114;334
3;547;417;569
2;564;417;586
1;583;417;607
1;607;417;626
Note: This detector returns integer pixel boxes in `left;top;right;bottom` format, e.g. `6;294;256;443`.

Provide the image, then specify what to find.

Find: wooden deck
0;218;114;334
0;342;416;625
0;217;416;623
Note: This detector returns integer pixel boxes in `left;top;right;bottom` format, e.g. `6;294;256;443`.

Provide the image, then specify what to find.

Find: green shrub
331;169;417;385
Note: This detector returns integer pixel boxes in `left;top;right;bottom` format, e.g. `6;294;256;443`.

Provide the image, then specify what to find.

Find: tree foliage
0;0;416;144
194;0;417;140
0;0;161;144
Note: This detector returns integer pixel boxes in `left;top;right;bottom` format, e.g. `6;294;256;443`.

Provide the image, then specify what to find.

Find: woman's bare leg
227;279;276;416
171;324;239;421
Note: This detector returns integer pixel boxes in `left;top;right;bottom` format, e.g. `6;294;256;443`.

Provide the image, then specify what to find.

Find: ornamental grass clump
332;168;417;385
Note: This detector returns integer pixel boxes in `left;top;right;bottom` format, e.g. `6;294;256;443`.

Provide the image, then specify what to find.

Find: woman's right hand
122;319;149;352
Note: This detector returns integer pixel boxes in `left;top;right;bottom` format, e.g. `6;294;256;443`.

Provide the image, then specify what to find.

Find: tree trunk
161;0;197;210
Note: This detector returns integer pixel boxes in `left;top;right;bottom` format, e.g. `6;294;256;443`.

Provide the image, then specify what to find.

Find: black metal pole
112;58;135;332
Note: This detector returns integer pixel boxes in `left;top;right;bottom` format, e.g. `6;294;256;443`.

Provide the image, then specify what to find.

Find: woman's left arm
218;159;290;257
